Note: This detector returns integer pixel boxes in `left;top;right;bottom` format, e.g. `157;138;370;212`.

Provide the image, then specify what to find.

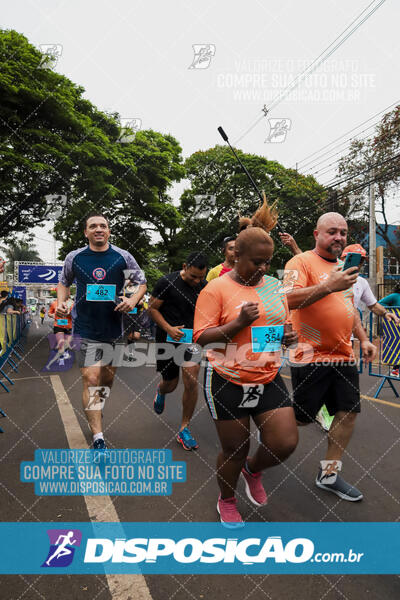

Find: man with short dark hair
206;237;235;281
0;290;10;314
0;291;19;315
57;214;146;450
149;252;208;450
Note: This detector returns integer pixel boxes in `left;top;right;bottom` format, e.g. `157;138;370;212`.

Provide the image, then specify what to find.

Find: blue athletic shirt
60;244;146;341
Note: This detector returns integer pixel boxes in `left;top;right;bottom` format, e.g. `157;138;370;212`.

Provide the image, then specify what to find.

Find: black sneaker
316;468;363;501
153;386;166;415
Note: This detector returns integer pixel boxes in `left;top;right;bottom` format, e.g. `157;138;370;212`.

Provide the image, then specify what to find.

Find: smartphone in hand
342;252;362;271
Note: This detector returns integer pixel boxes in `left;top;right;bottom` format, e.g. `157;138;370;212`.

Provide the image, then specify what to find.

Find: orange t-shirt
193;273;289;384
48;300;73;329
284;251;354;363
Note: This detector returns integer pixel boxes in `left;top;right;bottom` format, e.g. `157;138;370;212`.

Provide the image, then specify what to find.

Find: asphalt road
1;317;399;600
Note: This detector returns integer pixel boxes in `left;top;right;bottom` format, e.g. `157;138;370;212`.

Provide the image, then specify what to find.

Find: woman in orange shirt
194;197;298;528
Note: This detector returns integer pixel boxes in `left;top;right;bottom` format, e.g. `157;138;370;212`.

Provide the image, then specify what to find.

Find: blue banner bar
20;449;186;496
17;264;63;284
0;523;399;574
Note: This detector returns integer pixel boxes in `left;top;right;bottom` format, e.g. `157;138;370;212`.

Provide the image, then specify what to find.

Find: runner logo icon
239;384;264;408
87;386;110;411
188;44;216;69
42;529;82;567
265;118;291;143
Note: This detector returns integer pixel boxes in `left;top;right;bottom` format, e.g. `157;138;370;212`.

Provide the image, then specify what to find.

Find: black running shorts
156;343;202;381
291;363;360;423
53;326;72;335
203;362;292;421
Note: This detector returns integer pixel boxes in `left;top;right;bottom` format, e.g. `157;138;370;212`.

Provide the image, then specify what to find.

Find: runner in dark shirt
149;252;207;450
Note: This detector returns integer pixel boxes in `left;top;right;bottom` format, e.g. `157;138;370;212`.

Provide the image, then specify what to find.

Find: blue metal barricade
368;309;400;399
0;313;29;431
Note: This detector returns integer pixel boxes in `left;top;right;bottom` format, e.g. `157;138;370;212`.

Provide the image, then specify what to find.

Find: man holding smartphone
149;252;207;450
284;212;377;502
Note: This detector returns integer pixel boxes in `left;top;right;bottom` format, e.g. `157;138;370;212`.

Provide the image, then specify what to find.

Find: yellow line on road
360;395;400;409
50;375;153;600
9;376;51;381
280;374;400;409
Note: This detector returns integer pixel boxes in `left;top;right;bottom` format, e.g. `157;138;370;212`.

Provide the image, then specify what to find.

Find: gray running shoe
315;468;363;502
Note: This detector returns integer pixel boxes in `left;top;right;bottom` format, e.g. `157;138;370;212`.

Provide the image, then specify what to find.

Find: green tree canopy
53;129;185;275
0;239;42;274
336;104;400;261
170;145;326;273
0;29;126;238
1;29;328;283
0;29;185;282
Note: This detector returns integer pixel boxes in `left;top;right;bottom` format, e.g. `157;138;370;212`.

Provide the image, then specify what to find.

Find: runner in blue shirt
57;213;146;450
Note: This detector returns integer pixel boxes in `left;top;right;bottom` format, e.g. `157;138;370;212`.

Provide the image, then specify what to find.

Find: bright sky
3;0;400;261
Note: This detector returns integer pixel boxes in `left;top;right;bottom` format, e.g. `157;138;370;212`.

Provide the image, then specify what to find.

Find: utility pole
369;169;377;296
53;225;57;263
376;245;384;298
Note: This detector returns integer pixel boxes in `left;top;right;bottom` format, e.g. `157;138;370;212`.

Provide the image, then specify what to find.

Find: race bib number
166;328;193;344
56;319;68;326
86;284;116;302
238;384;264;408
251;325;284;353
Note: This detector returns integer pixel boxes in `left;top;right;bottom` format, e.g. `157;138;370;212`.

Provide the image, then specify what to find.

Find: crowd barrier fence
0;313;29;432
368;308;400;399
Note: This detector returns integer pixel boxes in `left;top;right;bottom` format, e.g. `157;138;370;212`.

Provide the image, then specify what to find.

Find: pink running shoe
217;495;245;529
241;466;268;506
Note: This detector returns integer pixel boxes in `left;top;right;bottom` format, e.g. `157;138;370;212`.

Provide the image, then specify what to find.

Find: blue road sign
17;265;63;284
11;286;27;305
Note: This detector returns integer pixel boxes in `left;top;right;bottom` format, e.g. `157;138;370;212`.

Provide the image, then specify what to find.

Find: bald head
314;212;348;258
316;212;347;231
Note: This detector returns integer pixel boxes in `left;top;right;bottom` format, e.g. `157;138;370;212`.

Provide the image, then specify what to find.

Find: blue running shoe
177;427;198;450
153;386;165;415
93;438;107;451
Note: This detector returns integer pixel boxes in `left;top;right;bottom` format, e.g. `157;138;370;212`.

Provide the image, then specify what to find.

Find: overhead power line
326;151;400;193
298;101;400;185
295;99;399;168
301;112;400;181
307;132;381;181
300;113;394;177
305;124;381;176
234;0;388;145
